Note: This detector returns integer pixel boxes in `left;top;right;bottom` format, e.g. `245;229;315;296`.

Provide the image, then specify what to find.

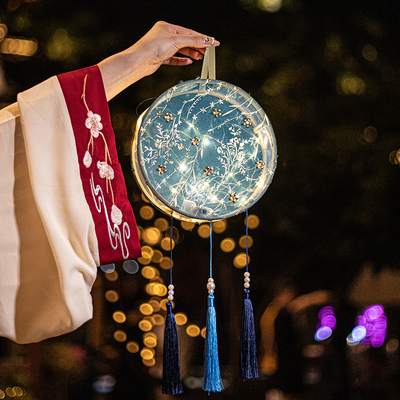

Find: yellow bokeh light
105;290;119;303
149;299;161;312
233;252;250;269
143;335;158;348
159;257;173;270
113;330;127;342
142;358;156;367
154;217;169;232
113;311;126;324
201;327;207;338
175;313;188;326
139;205;155;220
238;235;254;249
153;283;167;296
247;214;260;229
145;282;157;295
152;313;165;325
105;270;119;282
1;37;38;57
152;249;164;263
141;245;154;259
137;254;152;265
0;390;4;400
13;387;24;397
220;238;236;252
160;237;175;251
141;266;157;279
142;227;161;245
160;298;171;311
186;324;201;337
140;347;155;360
138;319;153;332
139;303;154;316
126;341;140;353
198;224;210;238
181;221;196;231
141;193;150;203
213;220;227;234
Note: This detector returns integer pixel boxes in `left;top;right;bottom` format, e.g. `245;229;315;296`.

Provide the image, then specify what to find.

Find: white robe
0;65;141;343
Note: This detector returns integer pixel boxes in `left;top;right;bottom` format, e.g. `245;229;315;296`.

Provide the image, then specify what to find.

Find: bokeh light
113;330;127;342
142;226;162;245
213;220;227;234
186;324;201;337
160;237;175;251
198;224;210;238
123;259;139;274
159;257;173;270
126;341;140;353
247;214;260;229
105;290;119;303
238;235;253;249
113;311;126;324
104;270;119;282
139;205;155;220
181;221;196;231
220;238;236;252
154;218;169;232
140;347;155;360
100;263;115;273
175;313;188;326
151;249;164;264
233;252;249;269
141;266;158;279
138;320;153;332
139;303;154;316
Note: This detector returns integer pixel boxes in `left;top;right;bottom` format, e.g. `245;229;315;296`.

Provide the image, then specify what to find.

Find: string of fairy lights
100;196;260;368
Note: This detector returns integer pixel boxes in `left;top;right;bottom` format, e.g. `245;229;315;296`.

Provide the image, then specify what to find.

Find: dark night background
1;0;400;399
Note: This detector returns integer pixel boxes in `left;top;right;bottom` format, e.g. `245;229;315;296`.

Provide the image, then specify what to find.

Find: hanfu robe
0;65;141;343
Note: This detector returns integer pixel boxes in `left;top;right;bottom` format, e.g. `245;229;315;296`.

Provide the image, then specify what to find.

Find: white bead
208;278;214;282
208;289;214;294
244;282;250;288
168;284;174;290
206;282;215;290
168;294;174;301
168;290;174;296
244;272;250;277
245;277;250;283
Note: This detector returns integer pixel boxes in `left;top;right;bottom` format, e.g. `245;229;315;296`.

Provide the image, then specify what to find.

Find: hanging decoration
132;42;277;391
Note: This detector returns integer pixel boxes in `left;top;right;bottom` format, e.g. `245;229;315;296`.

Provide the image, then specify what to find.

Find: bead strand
244;271;250;289
206;277;215;295
168;284;174;301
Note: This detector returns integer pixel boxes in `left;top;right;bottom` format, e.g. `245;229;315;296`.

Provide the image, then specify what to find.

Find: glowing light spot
257;0;282;12
126;341;140;353
233;252;249;269
160;237;175;251
138;320;153;332
113;330;127;342
152;249;164;263
338;74;365;95
140;347;155;360
186;324;201;337
201;327;207;338
181;221;196;231
100;263;115;273
160;299;170;311
143;335;158;348
363;44;377;62
315;326;333;341
1;37;38;57
47;29;73;61
105;270;119;282
141;266;157;280
160;257;173;270
0;389;4;399
198;224;210;238
153;283;167;296
139;303;154;316
352;325;367;342
142;358;156;367
113;311;126;324
143;227;162;245
175;313;188;326
139;205;155;220
154;218;169;232
203;138;211;145
179;164;188;171
247;214;260;229
141;193;150;203
238;235;253;249
220;238;236;252
0;24;8;40
123;259;139;274
105;290;119;303
149;300;161;312
152;313;165;325
213;220;227;234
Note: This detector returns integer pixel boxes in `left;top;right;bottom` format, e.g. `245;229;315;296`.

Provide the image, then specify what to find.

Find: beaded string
207;222;215;295
244;209;250;294
167;215;174;302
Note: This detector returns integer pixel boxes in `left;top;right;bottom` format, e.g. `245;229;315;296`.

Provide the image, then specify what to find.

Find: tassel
240;288;259;379
203;222;223;392
162;215;183;395
203;294;223;392
162;301;184;394
239;209;259;379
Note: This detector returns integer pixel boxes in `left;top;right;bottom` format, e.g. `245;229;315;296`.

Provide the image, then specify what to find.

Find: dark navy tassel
162;301;184;394
203;294;223;392
240;288;259;379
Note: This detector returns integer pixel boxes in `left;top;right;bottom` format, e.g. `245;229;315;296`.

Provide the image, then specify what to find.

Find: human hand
98;21;219;100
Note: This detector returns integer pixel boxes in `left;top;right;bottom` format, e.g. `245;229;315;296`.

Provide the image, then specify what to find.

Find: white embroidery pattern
82;75;130;259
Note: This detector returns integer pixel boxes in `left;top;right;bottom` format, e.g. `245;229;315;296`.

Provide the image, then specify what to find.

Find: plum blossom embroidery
82;75;129;254
85;111;103;138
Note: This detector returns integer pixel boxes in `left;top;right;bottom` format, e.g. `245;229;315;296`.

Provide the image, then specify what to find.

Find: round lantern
132;49;277;223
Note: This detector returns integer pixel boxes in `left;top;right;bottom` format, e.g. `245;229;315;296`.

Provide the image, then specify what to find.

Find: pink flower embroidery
83;151;92;168
97;161;114;180
111;204;123;225
85;111;103;138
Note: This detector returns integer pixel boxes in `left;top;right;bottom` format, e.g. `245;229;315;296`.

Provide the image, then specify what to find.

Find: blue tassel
162;301;183;394
203;294;223;392
240;289;259;379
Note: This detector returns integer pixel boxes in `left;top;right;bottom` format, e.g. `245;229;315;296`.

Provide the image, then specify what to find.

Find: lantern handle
200;41;216;80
